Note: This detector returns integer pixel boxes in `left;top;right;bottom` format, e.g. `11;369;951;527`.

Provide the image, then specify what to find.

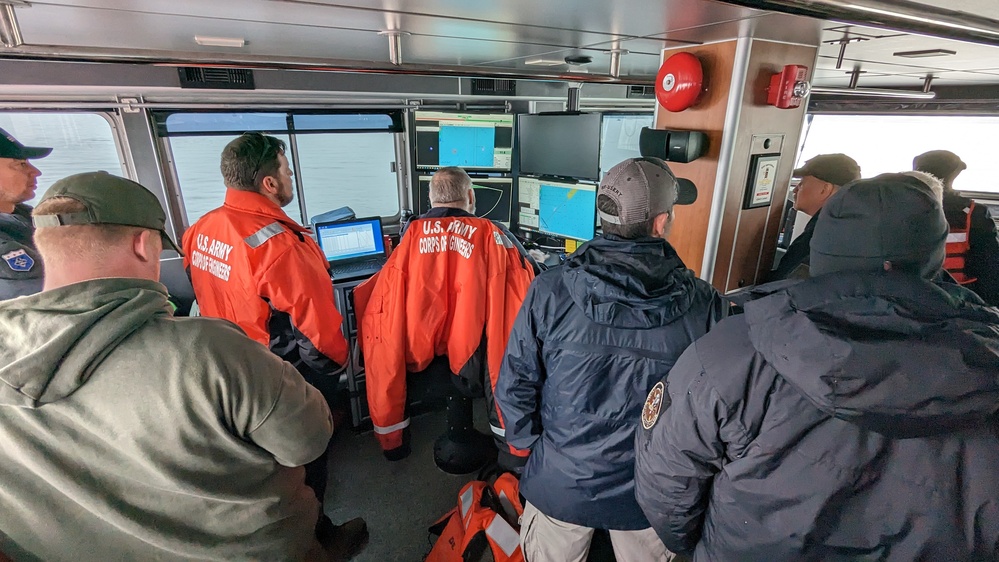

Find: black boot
319;517;369;562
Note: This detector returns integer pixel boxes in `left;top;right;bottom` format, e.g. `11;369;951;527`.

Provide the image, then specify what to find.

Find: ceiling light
194;36;246;48
525;57;565;66
893;48;957;58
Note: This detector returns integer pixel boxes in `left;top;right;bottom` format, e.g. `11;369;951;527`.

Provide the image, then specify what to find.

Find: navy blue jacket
636;272;999;561
0;204;43;300
496;235;725;530
764;213;817;282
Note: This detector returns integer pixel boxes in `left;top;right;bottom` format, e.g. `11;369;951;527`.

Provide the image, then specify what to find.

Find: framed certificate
744;154;780;209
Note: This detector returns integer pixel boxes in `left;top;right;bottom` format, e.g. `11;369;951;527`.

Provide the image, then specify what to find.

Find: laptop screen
315;217;386;263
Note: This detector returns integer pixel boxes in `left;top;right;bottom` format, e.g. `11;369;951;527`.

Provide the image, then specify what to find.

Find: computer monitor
315;217;386;263
518;176;598;241
414;111;514;171
416;175;514;225
600;113;653;178
518;113;602;181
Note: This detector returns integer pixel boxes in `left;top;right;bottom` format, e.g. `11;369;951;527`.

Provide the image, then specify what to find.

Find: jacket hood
562;235;699;329
745;272;999;437
0;278;172;408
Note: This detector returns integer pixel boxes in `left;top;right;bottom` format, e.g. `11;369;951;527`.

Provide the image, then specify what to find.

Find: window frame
0;109;130;201
153;109;407;231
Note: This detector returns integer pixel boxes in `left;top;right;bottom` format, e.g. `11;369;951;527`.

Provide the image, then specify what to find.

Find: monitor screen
518;113;602;181
600;113;653;178
416;176;513;225
414;111;514;171
315;217;386;262
518;176;597;241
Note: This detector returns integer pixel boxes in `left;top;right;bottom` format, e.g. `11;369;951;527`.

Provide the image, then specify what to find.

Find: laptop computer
315;216;388;281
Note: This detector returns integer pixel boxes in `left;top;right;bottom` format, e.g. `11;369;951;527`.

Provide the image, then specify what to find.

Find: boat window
0;112;124;207
799;114;999;194
156;110;404;226
599;113;653;179
296;132;400;221
169;133;296;225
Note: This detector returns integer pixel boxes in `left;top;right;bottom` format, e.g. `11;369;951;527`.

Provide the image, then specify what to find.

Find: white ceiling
815;23;999;88
4;0;999;87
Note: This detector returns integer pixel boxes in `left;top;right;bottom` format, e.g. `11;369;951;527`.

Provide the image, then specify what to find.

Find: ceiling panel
8;0;999;88
255;0;768;38
17;3;636;54
812;22;999;87
24;0;759;43
13;0;752;79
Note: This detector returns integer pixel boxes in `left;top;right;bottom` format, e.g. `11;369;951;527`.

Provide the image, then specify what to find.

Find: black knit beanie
810;173;947;278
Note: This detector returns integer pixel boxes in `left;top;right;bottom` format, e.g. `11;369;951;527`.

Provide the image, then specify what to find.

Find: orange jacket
182;189;348;367
358;213;533;451
426;474;525;562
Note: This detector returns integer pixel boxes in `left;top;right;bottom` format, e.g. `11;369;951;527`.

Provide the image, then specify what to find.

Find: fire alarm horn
655;52;703;112
767;65;810;109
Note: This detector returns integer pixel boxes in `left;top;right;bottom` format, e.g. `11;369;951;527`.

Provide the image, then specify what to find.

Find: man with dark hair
496;158;726;561
636;173;999;561
0;172;338;561
182;132;365;555
914;149;999;305
765;153;861;281
0;127;51;299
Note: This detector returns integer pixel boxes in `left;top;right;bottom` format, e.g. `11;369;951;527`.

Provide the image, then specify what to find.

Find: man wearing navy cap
0;127;52;299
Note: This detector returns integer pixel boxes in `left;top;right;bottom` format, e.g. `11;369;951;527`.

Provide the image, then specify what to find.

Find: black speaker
639;127;709;163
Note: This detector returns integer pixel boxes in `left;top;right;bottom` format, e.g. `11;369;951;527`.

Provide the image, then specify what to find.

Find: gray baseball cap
597;157;697;226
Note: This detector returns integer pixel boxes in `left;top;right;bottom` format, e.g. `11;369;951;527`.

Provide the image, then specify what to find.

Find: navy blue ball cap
0;127;52;160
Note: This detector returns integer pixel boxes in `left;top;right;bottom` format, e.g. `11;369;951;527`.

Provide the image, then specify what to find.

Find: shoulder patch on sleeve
642;381;668;430
2;249;34;272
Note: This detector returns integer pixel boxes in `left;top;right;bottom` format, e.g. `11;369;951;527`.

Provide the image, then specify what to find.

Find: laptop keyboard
331;259;384;277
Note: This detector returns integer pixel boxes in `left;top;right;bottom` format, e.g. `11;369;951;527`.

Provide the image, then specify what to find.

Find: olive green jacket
0;278;332;561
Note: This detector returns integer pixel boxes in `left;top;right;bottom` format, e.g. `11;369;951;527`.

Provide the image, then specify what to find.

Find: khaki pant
520;501;682;562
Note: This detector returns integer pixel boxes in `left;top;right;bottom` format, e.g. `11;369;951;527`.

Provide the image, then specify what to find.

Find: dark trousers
298;367;338;536
304;441;330;508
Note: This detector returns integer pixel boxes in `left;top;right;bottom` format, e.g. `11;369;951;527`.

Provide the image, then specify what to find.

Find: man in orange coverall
359;166;534;472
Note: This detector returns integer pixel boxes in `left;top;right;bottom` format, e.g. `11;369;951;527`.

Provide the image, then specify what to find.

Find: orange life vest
945;201;977;285
425;473;525;562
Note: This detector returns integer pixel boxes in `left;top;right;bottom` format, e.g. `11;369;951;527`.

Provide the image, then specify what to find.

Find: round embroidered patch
642;381;666;430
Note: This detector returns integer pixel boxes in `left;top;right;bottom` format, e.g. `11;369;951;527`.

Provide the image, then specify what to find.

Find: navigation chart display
415;111;514;171
518;176;597;240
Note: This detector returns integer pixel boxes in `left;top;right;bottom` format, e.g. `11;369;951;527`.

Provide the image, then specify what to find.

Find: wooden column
654;41;737;278
655;39;816;292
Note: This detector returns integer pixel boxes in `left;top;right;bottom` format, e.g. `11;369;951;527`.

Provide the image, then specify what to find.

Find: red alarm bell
655;52;703;112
